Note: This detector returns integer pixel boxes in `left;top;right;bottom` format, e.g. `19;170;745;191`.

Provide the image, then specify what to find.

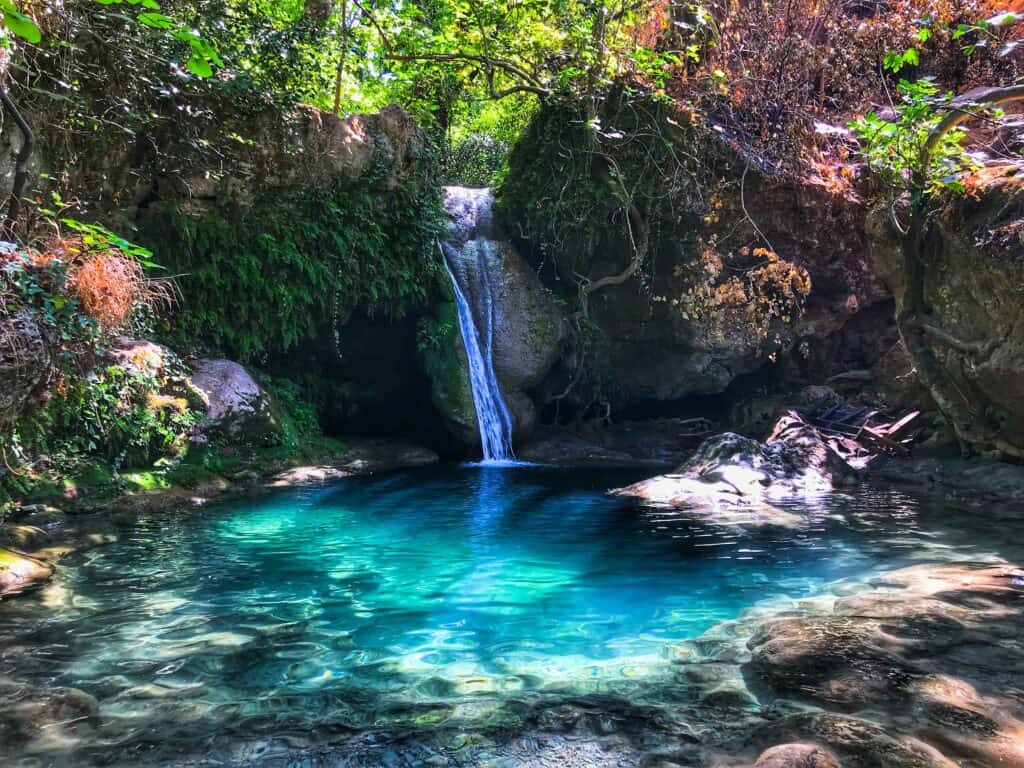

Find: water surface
1;463;1020;765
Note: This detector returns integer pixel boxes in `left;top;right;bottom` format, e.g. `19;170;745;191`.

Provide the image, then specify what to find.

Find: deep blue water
1;463;1018;765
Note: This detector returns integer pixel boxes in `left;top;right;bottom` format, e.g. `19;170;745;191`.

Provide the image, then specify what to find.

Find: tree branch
386;53;550;96
921;84;1024;177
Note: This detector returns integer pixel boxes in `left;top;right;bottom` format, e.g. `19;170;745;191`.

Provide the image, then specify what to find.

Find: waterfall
440;186;516;462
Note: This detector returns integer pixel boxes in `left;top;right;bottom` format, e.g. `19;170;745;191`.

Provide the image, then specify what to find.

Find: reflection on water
0;463;1020;765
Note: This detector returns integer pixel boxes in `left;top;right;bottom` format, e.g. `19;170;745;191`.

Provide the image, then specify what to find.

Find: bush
26;355;201;469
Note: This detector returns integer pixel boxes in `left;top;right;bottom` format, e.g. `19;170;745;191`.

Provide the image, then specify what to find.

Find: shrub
19;359;201;469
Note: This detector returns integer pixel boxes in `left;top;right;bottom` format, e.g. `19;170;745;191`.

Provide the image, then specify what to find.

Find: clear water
2;464;1021;766
441;186;516;461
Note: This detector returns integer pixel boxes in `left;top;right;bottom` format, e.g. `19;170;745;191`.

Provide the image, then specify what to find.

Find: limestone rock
500;99;891;412
742;563;1024;768
489;242;565;394
612;416;855;518
189;359;282;445
869;166;1024;456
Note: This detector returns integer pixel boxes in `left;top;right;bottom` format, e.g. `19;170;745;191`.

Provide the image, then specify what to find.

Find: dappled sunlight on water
1;464;1021;765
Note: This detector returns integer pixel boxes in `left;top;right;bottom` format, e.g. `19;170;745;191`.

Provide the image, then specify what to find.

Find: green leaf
3;10;41;43
185;52;213;78
136;11;174;29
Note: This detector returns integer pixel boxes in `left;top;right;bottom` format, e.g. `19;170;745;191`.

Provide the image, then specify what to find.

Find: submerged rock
742;563;1024;768
612;415;855;518
753;743;840;768
0;547;52;595
0;684;98;749
189;359;282;445
742;713;959;768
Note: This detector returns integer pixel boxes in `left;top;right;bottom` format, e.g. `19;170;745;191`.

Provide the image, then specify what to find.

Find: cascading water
440;186;516;461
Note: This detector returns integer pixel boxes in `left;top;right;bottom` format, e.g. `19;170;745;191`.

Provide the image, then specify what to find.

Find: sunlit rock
612;417;856;520
0;547;52;595
189;359;282;445
753;743;840;768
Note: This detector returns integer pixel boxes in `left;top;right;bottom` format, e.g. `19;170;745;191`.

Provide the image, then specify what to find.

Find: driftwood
796;397;920;464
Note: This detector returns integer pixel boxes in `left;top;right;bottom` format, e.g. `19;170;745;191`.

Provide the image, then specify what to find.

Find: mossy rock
167;464;225;491
418;300;479;447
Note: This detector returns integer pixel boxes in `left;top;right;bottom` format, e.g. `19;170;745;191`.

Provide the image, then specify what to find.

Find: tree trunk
0;87;35;241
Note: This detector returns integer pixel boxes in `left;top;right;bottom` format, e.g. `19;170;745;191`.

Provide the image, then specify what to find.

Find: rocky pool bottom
1;463;1023;768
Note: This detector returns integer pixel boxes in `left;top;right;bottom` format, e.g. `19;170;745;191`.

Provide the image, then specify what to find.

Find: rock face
743;563;1024;768
0;308;50;430
612;415;855;518
500;96;892;415
869;166;1024;457
189;359;282;445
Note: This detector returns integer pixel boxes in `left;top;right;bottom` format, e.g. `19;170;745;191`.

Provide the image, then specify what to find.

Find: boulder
612;415;856;518
0;307;50;429
0;547;52;595
189;359;282;445
489;241;565;394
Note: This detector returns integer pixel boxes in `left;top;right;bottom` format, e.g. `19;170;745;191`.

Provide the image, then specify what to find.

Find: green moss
417;300;476;433
166;464;224;490
122;472;171;492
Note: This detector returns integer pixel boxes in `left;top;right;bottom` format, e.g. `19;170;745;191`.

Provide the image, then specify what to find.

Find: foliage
146;175;446;361
1;208;195;474
954;10;1024;56
848;78;980;194
2;249;98;346
440;133;509;187
1;215;171;345
257;375;324;452
0;0;221;76
16;355;200;468
659;0;1020;169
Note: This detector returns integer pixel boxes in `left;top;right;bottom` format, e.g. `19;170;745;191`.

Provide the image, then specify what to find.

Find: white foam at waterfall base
441;186;516;462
